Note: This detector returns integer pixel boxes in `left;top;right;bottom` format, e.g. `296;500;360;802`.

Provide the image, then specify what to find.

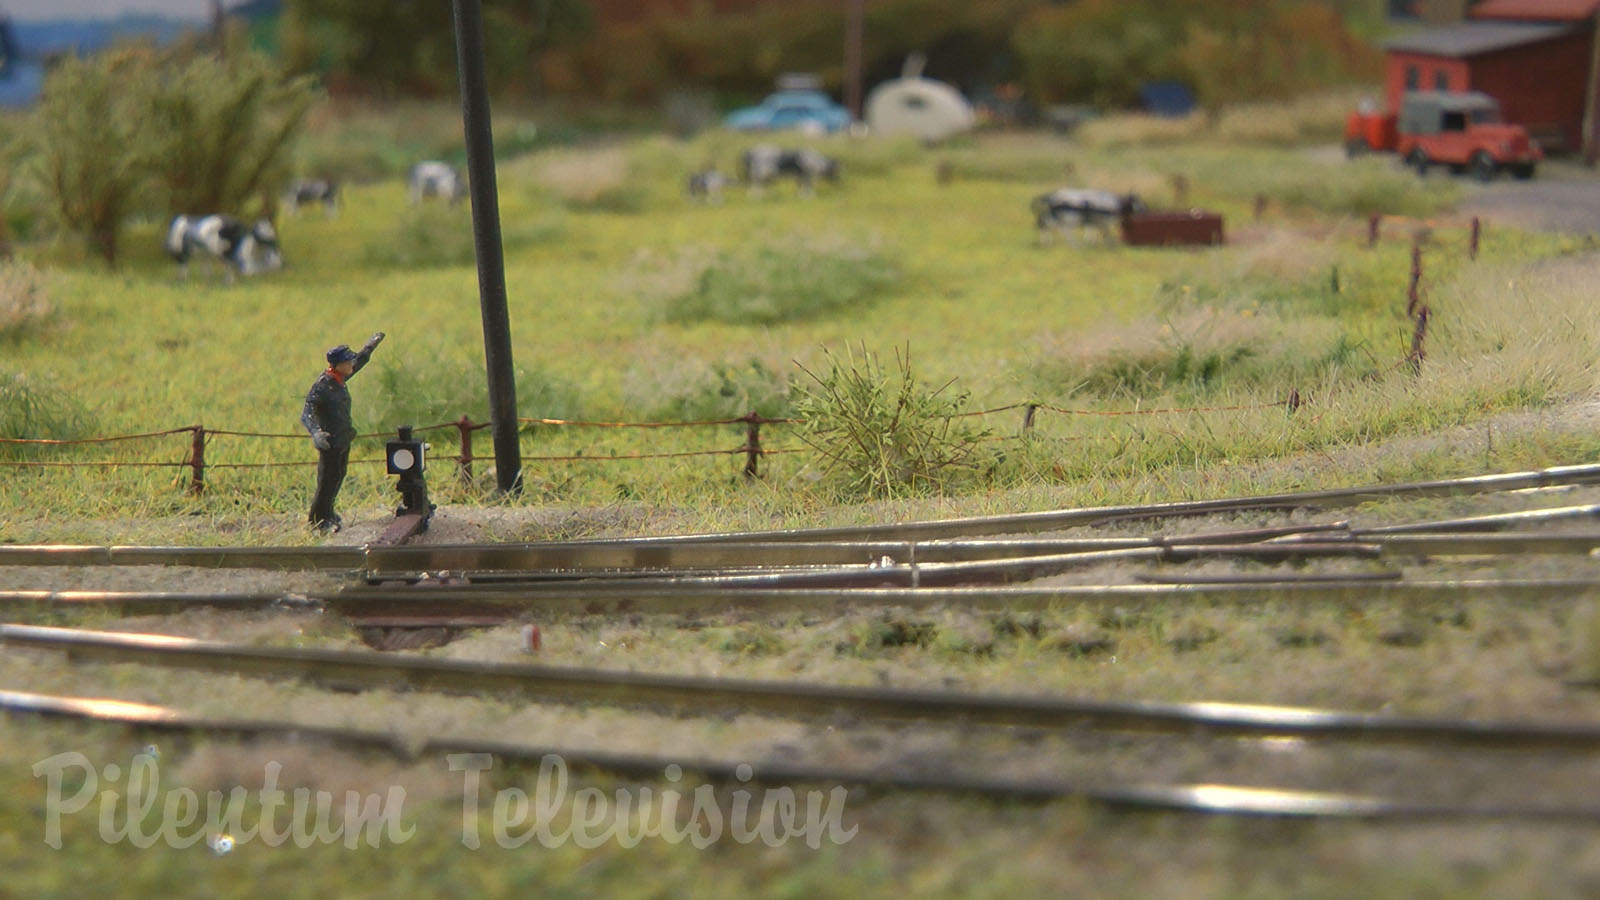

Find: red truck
1345;90;1541;181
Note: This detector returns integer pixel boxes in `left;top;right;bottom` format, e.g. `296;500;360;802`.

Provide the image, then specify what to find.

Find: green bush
144;51;317;219
29;50;157;264
27;46;315;264
793;344;993;499
657;234;900;326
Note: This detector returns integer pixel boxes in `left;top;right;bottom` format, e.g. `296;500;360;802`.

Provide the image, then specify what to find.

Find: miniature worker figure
301;332;385;532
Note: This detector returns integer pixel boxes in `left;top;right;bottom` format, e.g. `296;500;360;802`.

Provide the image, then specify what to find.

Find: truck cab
1345;91;1541;181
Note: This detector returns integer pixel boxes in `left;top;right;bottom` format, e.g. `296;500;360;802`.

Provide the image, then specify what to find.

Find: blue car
723;90;852;134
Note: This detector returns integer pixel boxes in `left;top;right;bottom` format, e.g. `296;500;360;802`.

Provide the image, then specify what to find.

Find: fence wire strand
0;396;1296;479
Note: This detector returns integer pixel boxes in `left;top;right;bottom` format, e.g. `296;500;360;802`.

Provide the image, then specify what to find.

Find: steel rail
3;525;1599;584
6;689;1594;820
3;578;1596;620
8;623;1600;751
389;527;1600;582
472;464;1600;545
5;464;1600;572
349;543;1385;592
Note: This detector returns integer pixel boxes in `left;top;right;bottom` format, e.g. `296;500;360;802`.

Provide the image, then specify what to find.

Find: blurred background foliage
279;0;1384;111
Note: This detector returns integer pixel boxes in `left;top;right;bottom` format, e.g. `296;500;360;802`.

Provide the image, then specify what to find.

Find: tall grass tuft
644;233;900;326
0;260;51;339
793;344;993;499
0;371;95;454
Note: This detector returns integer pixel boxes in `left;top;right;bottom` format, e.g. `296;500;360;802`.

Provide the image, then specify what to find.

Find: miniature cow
687;168;734;203
1031;188;1145;244
165;214;283;282
408;161;465;206
740;145;839;195
283;178;340;217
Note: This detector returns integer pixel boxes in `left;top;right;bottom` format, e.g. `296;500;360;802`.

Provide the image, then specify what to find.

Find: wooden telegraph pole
451;0;523;494
845;0;865;121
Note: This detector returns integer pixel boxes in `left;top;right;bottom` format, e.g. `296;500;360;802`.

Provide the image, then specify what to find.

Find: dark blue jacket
300;345;375;450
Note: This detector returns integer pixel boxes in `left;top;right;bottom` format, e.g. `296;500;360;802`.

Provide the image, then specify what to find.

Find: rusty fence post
188;425;205;496
1409;306;1430;376
1367;213;1381;248
1406;242;1422;318
456;416;475;485
1469;216;1481;260
742;411;762;480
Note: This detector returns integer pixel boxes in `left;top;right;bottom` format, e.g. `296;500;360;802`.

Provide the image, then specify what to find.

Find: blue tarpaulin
1140;81;1196;118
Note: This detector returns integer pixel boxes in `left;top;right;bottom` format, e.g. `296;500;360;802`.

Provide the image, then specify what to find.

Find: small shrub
793;344;993;499
0;261;51;338
656;233;899;326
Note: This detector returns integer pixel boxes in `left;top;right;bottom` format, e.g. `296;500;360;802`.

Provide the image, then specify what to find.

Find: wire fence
0;397;1314;496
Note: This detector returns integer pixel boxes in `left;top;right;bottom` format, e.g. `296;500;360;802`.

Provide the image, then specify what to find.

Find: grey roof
1383;21;1578;57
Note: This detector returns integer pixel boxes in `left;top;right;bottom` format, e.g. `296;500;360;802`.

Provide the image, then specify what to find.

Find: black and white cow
283;178;340;217
686;168;734;203
1030;188;1146;244
165;214;284;282
408;161;465;206
740;145;839;195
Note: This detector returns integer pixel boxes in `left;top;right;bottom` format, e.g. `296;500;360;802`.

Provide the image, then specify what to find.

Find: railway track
8;687;1595;820
5;622;1598;748
3;463;1599;577
7;466;1600;822
8;625;1600;822
1;577;1598;622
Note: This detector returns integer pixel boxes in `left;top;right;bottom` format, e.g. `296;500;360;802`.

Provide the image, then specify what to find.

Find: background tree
29;49;157;265
281;0;592;99
145;51;317;219
27;44;316;265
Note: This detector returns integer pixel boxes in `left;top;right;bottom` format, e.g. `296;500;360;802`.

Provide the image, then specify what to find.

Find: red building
1381;0;1600;155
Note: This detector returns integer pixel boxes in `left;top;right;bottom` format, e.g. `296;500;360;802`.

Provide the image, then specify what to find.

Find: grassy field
2;107;1596;539
7;98;1600;897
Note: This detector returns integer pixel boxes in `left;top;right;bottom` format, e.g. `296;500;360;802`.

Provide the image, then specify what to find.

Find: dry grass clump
1075;112;1206;150
1030;305;1342;398
624;232;901;327
527;145;647;212
620;352;795;422
1211;88;1373;146
0;259;51;337
1189;226;1342;286
1430;255;1600;394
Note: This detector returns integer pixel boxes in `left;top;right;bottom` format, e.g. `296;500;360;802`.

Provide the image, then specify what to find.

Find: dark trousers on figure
309;445;350;528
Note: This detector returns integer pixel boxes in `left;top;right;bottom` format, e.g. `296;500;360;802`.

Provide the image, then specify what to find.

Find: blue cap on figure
326;345;358;365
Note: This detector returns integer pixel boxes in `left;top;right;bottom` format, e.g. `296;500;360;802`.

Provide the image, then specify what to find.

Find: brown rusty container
1121;209;1225;247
